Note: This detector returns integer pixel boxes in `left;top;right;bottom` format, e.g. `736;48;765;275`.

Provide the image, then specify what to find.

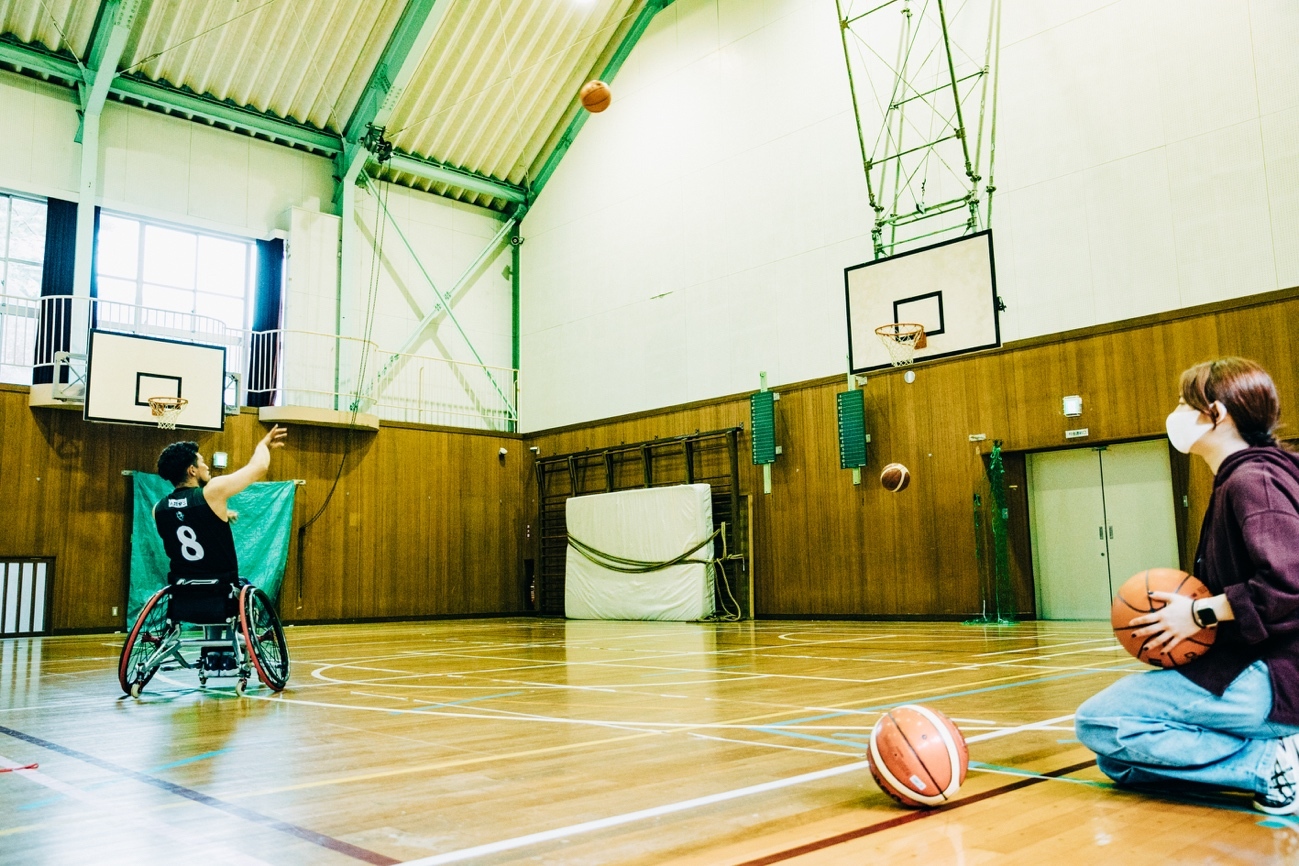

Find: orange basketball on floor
869;705;968;808
880;462;910;492
579;80;611;113
1110;568;1216;668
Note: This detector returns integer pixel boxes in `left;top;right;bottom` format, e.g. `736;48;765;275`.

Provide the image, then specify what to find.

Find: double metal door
1027;441;1180;619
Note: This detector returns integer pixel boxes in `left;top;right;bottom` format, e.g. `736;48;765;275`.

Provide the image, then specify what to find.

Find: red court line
732;759;1098;866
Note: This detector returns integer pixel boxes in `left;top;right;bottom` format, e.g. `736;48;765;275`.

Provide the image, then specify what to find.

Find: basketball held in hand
1110;568;1217;668
880;463;910;492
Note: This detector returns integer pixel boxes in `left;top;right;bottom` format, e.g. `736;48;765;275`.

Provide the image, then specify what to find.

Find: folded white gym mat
565;484;716;621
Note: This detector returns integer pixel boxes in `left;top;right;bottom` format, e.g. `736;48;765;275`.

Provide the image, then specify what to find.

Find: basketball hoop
875;323;927;367
148;396;188;430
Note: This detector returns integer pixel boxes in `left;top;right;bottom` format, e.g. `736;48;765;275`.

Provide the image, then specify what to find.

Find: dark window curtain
89;207;101;329
32;198;78;385
246;238;284;407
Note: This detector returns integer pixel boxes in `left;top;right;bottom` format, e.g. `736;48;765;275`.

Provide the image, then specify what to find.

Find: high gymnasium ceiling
0;0;649;210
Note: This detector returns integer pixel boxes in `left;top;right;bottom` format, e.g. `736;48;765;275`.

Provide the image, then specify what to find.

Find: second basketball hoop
875;323;927;368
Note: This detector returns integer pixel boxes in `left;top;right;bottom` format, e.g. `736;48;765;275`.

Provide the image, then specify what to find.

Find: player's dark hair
157;441;200;485
1179;358;1282;448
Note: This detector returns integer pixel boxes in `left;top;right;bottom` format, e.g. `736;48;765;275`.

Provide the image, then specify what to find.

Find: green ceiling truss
338;0;452;196
72;0;141;300
0;34;525;208
1;0;674;212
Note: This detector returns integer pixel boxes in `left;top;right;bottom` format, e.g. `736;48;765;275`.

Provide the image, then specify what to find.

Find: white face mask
1165;403;1217;454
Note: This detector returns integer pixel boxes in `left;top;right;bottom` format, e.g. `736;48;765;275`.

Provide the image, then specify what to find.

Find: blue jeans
1076;661;1299;796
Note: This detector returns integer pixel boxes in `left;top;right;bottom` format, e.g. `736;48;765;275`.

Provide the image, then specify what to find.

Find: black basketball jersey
153;486;239;579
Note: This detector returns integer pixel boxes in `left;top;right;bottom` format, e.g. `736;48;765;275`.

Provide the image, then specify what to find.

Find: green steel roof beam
112;76;341;153
0;38;81;82
386;152;528;204
0;38;341;154
344;0;448;146
0;35;525;205
79;0;141;124
529;0;676;201
339;0;450;191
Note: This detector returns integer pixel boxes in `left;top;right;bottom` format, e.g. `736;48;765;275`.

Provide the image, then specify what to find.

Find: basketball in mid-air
580;80;612;113
880;462;910;492
1110;568;1216;668
869;705;968;808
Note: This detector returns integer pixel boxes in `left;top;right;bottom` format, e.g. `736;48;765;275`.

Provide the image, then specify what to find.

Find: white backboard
845;231;1000;373
84;330;226;430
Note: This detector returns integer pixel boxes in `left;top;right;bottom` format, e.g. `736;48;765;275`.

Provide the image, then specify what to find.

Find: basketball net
875;323;927;367
148;397;188;430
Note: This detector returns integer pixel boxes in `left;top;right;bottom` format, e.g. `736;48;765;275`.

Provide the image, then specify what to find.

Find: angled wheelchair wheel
239;586;289;691
118;587;172;696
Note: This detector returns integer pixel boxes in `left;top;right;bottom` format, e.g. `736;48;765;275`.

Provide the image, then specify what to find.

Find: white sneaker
1256;734;1299;815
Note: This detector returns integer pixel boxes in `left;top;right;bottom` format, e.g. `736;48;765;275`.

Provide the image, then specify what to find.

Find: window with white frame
0;193;47;384
95;213;254;334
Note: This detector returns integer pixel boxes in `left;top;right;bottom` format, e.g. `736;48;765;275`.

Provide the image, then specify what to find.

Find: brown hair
1178;357;1281;447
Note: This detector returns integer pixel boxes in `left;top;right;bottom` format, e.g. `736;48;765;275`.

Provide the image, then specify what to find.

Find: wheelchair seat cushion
167;573;242;624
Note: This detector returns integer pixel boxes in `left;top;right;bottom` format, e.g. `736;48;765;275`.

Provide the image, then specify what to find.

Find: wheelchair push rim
239;586;289;691
118;587;172;696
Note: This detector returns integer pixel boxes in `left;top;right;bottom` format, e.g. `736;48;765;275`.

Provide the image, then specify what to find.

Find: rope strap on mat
566;523;742;621
566;525;724;574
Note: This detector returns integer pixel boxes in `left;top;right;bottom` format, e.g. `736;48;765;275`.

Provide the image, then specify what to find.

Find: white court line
398;760;873;866
396;710;1088;865
964;714;1076;744
972;639;1114;658
302;642;1127;694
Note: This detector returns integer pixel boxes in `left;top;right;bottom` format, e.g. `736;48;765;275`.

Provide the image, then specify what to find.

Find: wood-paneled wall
525;289;1299;618
3;289;1296;629
0;389;528;631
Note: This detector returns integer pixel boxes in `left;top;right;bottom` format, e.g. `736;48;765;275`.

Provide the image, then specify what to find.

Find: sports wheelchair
118;578;289;697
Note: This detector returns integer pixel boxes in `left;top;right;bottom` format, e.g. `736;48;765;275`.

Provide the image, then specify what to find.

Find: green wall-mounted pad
750;391;776;465
837;389;868;469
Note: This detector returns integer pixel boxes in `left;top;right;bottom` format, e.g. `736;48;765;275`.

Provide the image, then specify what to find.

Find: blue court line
20;748;231;810
969;761;1110;788
396;691;525;714
149;749;230;772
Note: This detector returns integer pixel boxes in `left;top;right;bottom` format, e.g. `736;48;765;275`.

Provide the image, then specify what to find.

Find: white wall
349;183;513;371
519;0;1299;431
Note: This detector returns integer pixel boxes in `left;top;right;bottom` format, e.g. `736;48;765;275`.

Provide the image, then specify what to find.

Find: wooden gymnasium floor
1;620;1295;865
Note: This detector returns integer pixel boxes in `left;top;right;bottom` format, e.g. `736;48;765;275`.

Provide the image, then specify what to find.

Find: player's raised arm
204;425;288;508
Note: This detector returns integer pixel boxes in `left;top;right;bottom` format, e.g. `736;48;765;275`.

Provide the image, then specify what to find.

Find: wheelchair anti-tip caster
236;678;248;696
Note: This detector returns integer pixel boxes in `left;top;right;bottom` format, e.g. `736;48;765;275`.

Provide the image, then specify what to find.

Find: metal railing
0;294;518;431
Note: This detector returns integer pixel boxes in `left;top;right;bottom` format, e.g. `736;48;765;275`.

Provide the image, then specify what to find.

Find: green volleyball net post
964;441;1017;626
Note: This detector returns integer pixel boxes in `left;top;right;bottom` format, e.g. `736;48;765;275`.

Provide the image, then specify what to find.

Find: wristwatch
1192;600;1219;629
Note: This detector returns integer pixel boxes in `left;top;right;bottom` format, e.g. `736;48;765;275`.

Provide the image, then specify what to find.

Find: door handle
1108;526;1114;539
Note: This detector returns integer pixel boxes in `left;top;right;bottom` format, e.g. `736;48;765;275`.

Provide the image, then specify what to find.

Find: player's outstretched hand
262;424;288;450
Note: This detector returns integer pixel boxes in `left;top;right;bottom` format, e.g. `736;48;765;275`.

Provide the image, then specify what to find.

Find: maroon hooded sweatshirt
1179;446;1299;724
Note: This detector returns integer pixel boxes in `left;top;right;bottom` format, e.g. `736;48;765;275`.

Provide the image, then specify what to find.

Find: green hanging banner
128;474;296;622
